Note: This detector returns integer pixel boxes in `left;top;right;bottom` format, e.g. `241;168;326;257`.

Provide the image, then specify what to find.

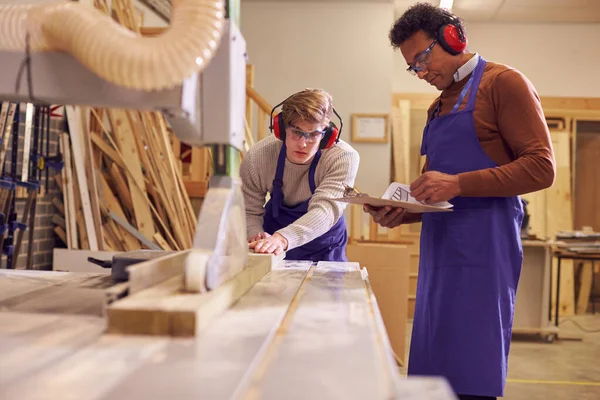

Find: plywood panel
346;242;409;364
547;130;575;317
574;124;600;231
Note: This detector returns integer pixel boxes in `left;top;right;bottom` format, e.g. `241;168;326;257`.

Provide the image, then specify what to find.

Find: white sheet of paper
381;182;453;209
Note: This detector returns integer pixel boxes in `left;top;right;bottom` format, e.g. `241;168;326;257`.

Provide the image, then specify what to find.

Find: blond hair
281;89;333;127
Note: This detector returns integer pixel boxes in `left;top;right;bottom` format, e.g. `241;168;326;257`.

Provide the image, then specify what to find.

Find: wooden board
334;195;452;213
106;253;283;336
237;263;399;399
97;267;312;400
0;312;105;389
65;106;99;251
0;270;114;316
2;335;168;400
547;130;575;317
0;262;452;400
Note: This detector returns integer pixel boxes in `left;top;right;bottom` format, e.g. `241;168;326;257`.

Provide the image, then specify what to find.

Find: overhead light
439;0;454;10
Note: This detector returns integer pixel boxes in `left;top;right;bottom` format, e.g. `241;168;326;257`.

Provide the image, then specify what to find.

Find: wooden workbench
0;262;455;400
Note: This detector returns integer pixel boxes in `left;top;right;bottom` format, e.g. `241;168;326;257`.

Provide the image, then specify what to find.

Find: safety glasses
287;127;326;143
407;40;437;76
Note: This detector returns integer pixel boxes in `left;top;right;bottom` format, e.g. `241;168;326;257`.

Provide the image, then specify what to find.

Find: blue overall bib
263;143;348;262
407;57;524;397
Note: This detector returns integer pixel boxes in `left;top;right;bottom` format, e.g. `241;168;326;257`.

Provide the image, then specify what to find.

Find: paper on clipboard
334;183;453;213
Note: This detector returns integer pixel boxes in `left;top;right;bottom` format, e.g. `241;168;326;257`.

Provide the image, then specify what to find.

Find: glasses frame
286;126;326;143
406;40;437;76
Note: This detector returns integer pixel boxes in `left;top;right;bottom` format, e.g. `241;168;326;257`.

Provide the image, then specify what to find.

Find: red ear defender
438;14;467;56
271;113;287;140
269;93;344;148
320;122;340;149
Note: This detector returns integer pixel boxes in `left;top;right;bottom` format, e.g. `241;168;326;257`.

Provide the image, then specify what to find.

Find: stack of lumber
54;0;196;252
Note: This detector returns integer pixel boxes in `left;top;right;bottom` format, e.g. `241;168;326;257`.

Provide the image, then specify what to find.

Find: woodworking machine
0;0;247;293
0;1;457;399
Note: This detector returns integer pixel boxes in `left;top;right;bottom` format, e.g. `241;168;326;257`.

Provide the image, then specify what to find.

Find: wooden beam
106;252;283;336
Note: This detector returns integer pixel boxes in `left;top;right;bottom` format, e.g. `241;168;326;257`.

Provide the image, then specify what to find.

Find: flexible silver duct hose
0;0;225;91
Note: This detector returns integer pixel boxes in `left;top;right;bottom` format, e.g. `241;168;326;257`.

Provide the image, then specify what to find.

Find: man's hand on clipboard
363;205;407;228
410;171;461;204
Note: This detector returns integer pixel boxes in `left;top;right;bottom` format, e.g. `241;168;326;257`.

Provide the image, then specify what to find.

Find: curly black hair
389;3;466;49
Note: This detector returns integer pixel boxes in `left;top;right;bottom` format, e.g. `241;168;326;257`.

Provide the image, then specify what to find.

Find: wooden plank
106;253;282;336
51;214;66;229
89;131;126;169
107;109;155;240
79;107;105;250
52;197;65;216
153;233;172;251
54;226;68;246
126;250;188;295
108;211;160;250
541;97;600;112
99;174;140;251
99;267;311;400
576;262;594;314
391;100;411;184
547;130;575;317
71;152;89;250
109;162;135;219
60;134;78;248
238;264;399;399
0;312;105;389
140;112;191;248
65;106;98;250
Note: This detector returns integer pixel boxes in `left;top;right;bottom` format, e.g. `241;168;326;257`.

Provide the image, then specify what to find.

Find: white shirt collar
453;53;479;82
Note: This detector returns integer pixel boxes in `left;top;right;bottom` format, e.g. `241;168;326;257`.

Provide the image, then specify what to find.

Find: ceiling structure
139;0;600;24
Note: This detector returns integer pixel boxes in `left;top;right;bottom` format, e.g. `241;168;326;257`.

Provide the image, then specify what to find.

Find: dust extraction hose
0;0;225;91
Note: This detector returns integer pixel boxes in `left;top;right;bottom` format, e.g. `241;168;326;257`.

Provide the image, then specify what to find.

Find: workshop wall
392;22;600;97
241;1;395;197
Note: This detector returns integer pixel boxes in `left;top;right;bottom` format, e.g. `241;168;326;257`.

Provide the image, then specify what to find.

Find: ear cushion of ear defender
438;23;467;56
272;113;287;141
320;122;340;149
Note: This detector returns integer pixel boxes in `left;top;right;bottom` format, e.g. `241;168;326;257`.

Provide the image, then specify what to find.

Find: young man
366;4;555;400
240;88;359;261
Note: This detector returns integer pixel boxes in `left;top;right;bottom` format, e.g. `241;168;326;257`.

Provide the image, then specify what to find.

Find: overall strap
271;143;287;219
308;150;322;194
451;70;476;113
465;56;486;111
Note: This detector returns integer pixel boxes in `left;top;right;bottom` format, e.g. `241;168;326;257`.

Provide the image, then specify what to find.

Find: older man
365;4;555;400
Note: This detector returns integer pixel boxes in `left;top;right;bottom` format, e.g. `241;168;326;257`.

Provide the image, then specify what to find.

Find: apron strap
451;71;476;113
465;56;486;111
308;150;322;193
271;143;287;219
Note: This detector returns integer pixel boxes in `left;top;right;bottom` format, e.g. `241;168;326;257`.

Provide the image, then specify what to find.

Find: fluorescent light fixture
439;0;454;10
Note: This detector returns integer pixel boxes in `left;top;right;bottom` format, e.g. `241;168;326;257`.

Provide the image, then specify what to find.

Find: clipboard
334;184;453;213
334;195;453;213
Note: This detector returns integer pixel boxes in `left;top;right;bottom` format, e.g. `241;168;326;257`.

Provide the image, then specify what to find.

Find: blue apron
263;143;348;262
407;57;524;397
